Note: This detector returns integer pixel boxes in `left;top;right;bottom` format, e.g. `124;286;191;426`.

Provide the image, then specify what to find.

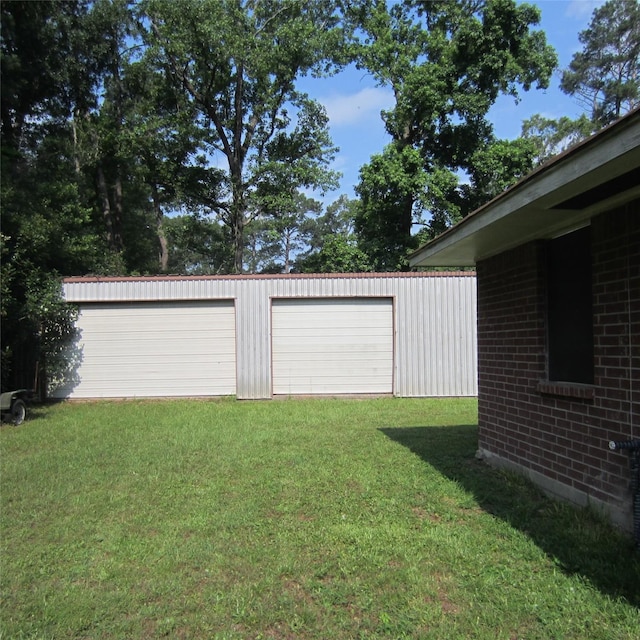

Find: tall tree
72;0;215;274
353;0;557;270
1;1;109;390
296;196;372;273
163;213;231;275
246;194;321;274
82;0;136;257
119;59;218;271
561;0;640;127
355;145;427;269
520;113;595;165
523;0;640;165
140;0;349;273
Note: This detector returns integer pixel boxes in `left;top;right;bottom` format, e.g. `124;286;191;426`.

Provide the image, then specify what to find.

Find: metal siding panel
235;278;271;399
394;276;477;397
52;301;236;398
272;298;393;395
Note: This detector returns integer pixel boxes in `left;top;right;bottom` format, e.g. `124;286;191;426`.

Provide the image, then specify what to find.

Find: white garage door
57;301;236;398
272;298;394;395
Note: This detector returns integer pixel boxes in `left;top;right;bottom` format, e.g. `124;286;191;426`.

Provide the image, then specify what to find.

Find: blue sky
297;0;605;203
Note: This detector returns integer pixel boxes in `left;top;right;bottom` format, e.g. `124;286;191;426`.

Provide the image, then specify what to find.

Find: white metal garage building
55;272;477;400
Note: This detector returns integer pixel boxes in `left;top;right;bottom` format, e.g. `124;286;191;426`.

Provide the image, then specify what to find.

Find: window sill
536;381;596;400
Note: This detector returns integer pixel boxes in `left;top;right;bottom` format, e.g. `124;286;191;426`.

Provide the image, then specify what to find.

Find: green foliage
245;194;322;274
0;136;88;389
354;0;557;269
418;165;464;241
1;1;118;389
164;214;232;275
523;0;639;167
0;1;90;144
297;195;373;273
560;0;640;126
0;270;78;395
355;144;427;270
521;113;596;165
26;277;80;397
462;137;537;207
141;0;351;272
298;234;372;273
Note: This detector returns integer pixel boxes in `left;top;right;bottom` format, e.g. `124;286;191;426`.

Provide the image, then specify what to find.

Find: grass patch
1;397;638;639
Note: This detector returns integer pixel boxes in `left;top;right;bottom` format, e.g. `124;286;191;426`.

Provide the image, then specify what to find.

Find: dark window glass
547;227;594;384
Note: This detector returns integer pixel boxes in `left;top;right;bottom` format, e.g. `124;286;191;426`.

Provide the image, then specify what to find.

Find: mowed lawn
1;398;638;639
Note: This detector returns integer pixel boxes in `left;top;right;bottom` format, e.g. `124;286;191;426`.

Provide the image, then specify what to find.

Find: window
546;226;594;384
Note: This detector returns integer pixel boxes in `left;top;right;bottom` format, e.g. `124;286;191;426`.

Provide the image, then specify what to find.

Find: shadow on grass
380;424;640;607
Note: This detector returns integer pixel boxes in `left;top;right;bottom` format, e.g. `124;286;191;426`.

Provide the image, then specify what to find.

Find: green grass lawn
1;397;638;639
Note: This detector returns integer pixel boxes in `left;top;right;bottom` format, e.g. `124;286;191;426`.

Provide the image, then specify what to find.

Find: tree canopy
561;0;640;127
141;0;348;273
522;0;640;164
353;0;557;270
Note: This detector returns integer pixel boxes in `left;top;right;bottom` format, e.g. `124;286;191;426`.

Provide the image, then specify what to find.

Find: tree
163;213;231;274
296;196;372;273
0;1;109;391
140;0;349;273
462;137;538;210
0;1;88;149
523;0;639;165
80;0;136;259
353;0;557;270
119;59;218;271
355;145;427;270
561;0;640;127
246;194;321;274
298;234;372;273
520;113;595;165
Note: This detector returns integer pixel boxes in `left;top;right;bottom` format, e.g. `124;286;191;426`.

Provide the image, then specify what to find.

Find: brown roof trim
63;271;475;284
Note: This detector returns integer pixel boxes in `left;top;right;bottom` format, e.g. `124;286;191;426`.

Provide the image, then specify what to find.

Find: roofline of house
409;108;640;268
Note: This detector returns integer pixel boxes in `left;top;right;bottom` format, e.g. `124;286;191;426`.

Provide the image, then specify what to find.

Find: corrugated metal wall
62;273;477;399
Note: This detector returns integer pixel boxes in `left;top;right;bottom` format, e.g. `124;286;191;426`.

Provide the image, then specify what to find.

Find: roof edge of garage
63;271;476;283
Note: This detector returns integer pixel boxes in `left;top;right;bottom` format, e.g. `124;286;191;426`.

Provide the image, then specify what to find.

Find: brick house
410;109;640;536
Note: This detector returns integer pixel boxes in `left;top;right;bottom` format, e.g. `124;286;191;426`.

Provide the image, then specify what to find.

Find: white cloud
319;87;395;127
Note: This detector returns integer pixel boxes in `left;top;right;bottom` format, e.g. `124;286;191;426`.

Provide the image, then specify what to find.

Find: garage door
56;301;236;398
272;298;393;395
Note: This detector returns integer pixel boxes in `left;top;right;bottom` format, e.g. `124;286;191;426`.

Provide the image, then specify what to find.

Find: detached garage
56;272;476;400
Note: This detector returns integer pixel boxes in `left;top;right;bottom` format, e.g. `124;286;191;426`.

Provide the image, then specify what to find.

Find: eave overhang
409;109;640;268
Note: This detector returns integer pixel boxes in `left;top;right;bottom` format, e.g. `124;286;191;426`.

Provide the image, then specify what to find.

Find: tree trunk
401;193;414;239
113;171;124;253
152;184;169;271
97;165;116;250
230;161;245;274
71;113;81;176
283;231;291;274
233;213;244;274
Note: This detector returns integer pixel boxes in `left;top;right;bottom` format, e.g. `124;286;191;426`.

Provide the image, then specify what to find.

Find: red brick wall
476;201;639;520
